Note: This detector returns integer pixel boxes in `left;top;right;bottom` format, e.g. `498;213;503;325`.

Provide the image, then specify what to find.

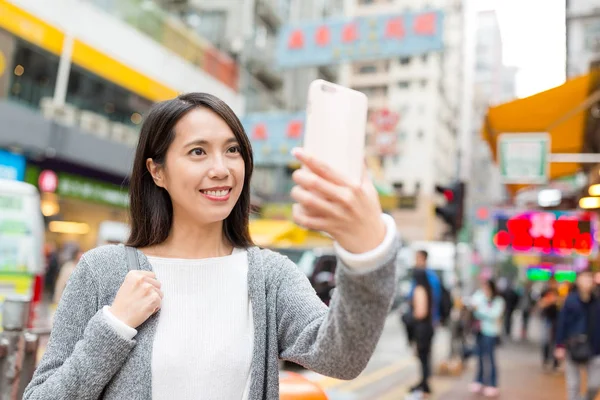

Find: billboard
276;10;444;69
241;112;306;166
491;209;598;257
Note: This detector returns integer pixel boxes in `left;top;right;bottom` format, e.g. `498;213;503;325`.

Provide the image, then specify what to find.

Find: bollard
0;296;32;400
16;333;39;399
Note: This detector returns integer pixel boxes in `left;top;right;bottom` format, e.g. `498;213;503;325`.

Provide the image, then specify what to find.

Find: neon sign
492;210;598;257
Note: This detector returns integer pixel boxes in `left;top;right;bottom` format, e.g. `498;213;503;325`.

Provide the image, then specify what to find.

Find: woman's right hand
109;271;163;328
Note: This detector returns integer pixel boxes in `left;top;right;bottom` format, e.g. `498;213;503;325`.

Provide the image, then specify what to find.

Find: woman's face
147;107;245;226
482;282;492;298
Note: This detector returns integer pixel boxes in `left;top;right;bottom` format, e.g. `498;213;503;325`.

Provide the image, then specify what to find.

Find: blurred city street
292;314;567;399
1;0;600;398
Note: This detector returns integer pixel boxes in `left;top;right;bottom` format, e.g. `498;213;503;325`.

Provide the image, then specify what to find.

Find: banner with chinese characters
241;112;305;166
276;10;444;69
492;209;598;257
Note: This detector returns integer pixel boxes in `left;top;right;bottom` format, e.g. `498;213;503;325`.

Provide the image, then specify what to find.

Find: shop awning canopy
482;73;596;192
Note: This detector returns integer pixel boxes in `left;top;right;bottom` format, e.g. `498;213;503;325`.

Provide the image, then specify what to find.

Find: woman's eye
228;146;241;154
190;148;205;156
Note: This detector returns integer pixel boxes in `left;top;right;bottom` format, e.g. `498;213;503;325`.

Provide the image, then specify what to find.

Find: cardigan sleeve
24;255;136;400
275;220;399;380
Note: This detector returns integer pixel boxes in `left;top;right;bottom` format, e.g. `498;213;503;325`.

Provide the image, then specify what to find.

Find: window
415;182;421;192
421;54;429;63
358;65;377;74
399;57;411;65
359;0;374;4
9;40;152;127
420;80;428;88
398;81;410;89
417;130;424;139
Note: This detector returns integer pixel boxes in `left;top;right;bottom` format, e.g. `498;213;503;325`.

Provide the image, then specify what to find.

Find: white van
0;179;45;300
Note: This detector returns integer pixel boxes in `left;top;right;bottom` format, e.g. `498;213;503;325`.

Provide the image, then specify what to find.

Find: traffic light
434;181;466;235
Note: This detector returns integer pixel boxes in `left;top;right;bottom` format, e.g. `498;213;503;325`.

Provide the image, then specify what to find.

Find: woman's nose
208;157;229;179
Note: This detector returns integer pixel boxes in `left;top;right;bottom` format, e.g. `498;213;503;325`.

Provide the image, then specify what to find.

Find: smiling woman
25;92;400;400
128;93;254;251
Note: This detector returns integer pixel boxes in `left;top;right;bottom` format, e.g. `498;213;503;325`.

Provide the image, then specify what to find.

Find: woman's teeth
202;189;229;197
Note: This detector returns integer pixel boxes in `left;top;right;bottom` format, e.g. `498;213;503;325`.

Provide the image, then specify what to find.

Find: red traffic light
443;190;454;202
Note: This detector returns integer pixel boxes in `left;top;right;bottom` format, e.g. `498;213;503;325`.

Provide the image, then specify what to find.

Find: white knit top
103;248;253;399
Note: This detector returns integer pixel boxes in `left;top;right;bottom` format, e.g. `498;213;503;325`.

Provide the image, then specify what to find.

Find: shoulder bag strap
125;246;140;272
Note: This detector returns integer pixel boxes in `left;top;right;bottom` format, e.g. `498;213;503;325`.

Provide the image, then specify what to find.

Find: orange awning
482;73;596;193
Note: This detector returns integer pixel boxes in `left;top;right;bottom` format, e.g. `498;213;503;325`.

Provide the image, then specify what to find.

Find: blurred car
274;247;337;305
279;371;328;399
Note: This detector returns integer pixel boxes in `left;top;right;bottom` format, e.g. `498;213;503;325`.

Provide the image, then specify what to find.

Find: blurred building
468;10;515;262
0;0;241;249
469;10;514;213
566;0;600;77
181;0;343;113
341;0;464;241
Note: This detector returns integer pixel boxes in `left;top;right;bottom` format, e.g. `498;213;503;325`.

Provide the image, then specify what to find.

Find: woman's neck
143;216;233;259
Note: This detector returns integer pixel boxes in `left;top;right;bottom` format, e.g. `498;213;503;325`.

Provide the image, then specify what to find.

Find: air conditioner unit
39;97;78;127
79;111;110;138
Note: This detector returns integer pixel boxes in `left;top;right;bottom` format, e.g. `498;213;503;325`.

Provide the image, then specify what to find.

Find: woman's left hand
290;148;386;254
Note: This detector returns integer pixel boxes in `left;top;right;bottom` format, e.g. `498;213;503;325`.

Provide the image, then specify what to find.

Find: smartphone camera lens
321;84;336;93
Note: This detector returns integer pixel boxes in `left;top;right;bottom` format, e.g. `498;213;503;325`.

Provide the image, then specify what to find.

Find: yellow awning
249;219;332;248
482;73;596;192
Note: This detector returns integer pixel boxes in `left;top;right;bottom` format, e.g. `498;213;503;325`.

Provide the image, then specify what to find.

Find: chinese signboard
241;112;305;166
276;10;444;68
371;109;400;156
25;167;129;208
492;209;598;257
498;133;550;184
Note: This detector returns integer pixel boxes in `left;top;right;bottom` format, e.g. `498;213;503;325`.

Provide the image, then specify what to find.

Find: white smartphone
303;79;368;186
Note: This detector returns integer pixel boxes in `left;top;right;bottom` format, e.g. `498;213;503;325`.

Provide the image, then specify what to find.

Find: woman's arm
413;286;428;320
24;255;136;399
276;215;398;380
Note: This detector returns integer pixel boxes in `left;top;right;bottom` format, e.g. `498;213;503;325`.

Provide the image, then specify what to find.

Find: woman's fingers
292;148;349;187
292;168;354;207
290;185;339;218
292;203;328;232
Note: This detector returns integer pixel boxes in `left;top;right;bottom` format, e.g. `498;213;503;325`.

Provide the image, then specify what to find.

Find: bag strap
125;246;140;272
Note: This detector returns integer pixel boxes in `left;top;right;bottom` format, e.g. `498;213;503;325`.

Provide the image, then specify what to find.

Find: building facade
566;0;600;77
344;0;464;241
0;0;241;249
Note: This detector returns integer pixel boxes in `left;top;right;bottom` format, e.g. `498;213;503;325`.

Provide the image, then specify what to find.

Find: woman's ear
146;158;165;188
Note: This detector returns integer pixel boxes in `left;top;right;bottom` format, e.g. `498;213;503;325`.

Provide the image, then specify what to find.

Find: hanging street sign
498;133;550;185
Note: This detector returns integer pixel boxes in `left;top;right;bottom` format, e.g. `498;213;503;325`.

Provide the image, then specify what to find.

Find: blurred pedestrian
538;277;560;372
555;270;600;400
53;250;84;304
469;279;505;398
406;269;435;398
25;93;400;399
43;242;60;298
519;281;535;341
501;280;520;339
410;250;442;324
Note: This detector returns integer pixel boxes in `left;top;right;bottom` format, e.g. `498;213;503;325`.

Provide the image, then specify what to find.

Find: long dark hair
486;279;499;299
126;93;254;248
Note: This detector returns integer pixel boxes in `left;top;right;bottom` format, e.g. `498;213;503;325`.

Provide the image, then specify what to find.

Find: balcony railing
89;0;238;90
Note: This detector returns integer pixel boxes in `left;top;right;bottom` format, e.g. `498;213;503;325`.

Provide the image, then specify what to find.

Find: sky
477;0;567;98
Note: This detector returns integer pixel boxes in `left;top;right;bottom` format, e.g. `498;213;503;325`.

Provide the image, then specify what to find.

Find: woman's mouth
199;188;232;202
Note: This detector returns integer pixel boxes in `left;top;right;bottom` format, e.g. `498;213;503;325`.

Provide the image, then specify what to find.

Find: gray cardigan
24;243;398;399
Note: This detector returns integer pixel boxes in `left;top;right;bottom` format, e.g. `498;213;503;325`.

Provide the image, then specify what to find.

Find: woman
555;270;600;400
469;279;505;397
408;269;435;398
24;93;398;399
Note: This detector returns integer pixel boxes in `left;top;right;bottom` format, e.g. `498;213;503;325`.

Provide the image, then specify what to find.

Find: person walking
555;270;600;400
406;269;435;398
538;277;561;371
469;279;505;398
24;93;399;399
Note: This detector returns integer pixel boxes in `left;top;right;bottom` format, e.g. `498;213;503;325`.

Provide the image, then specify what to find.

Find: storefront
24;165;129;251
